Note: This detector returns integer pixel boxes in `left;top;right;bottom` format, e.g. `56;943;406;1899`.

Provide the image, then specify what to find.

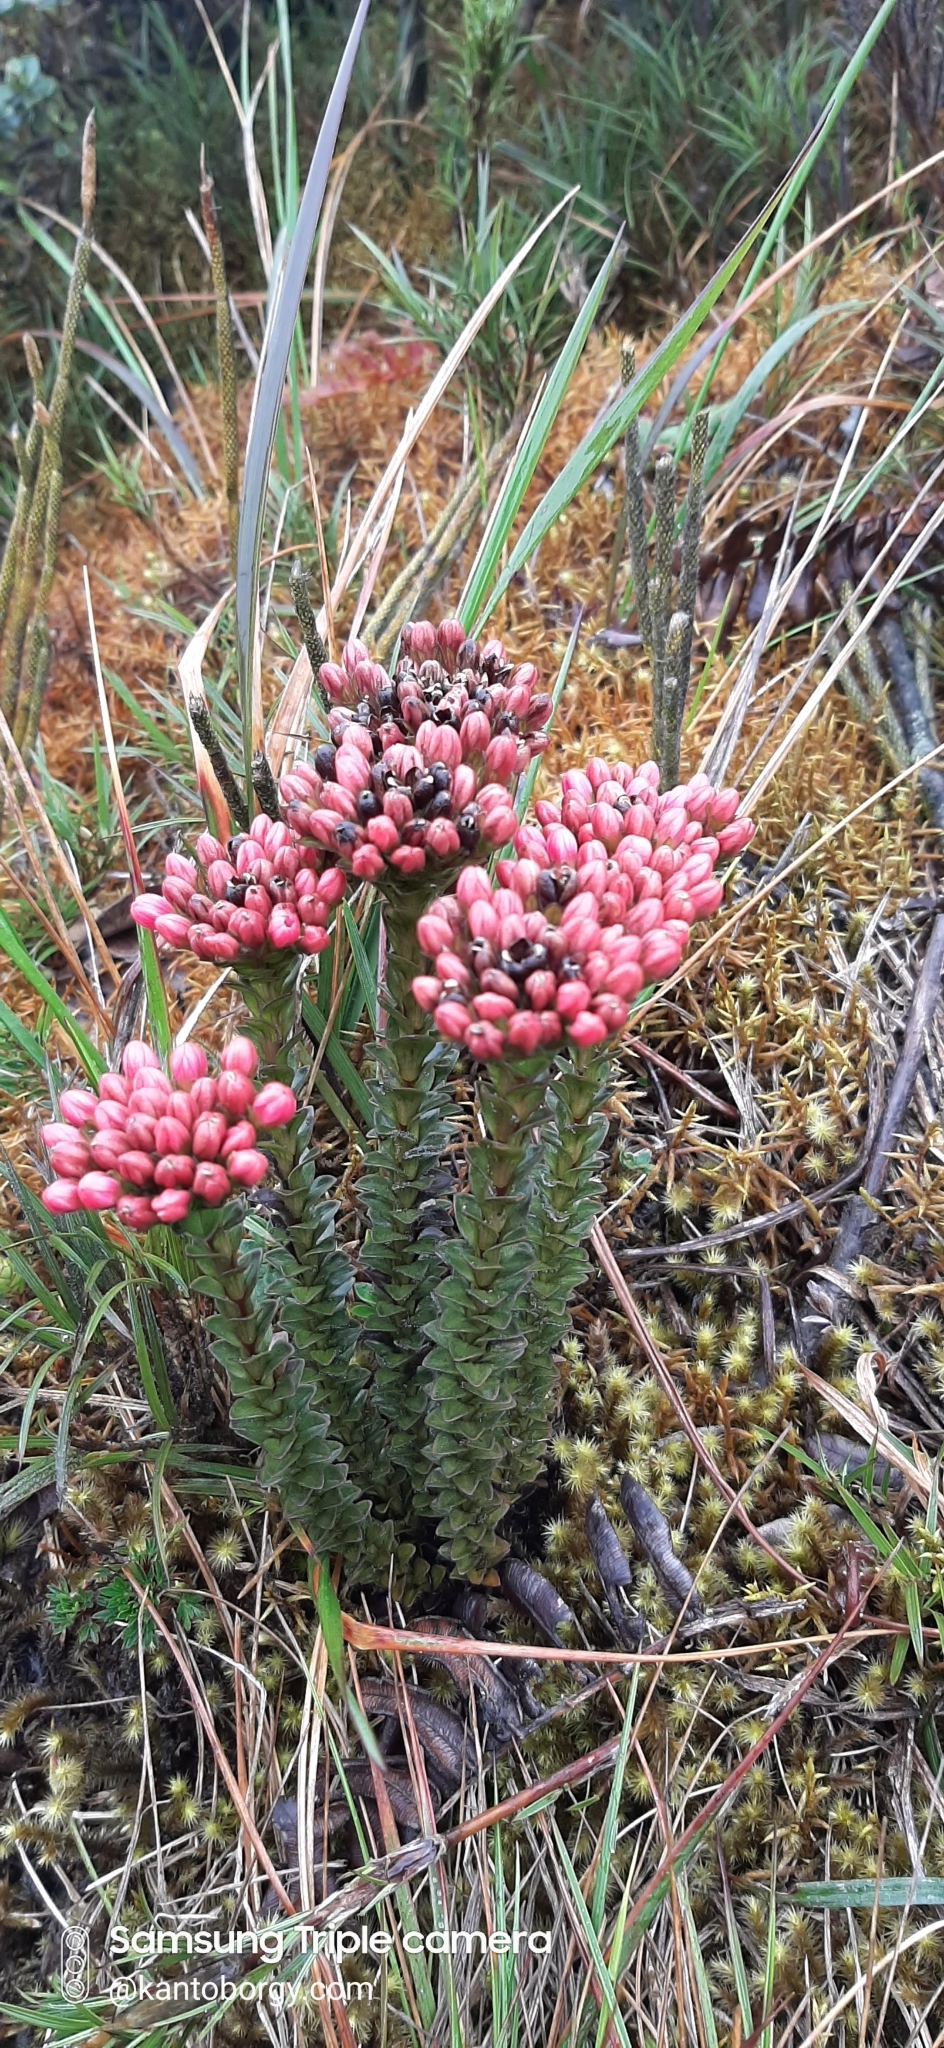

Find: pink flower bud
217;1072;255;1117
41;1121;81;1150
226;1148;270;1188
452;764;477;809
195;832;226;867
389;846;426;875
472;993;516;1022
125;1115;156;1151
221;1120;257;1159
49;1140;91;1178
638;931;682;980
417;912;454;956
251;1082;297;1129
318;866;346;907
437;617;466;656
155;912;193;949
567;1011;608;1048
687;877;725;917
525;970;557;1010
301;927;330;955
352;844;386;880
454;867;490;910
506;1010;544;1055
162;875;196;913
412;976;443;1012
706;788;740;827
333;747;372;794
435;949;471;988
634;868;663;902
192;1162;231;1205
460;710;491;757
131;893;170;929
42;1178;83;1215
170;1043;209;1086
464;1019;505;1061
434;1000;470;1040
556;981;591;1021
59;1088;99;1127
607;961;644;1000
201;933;240;962
152;1189;192;1223
661;888;695;925
118;1150;157;1188
192;1113;227;1160
590;803;623;851
366;815;400;853
416;721;462;771
408;620;437;660
77;1172;120;1211
545;826;579;865
592;993;628;1033
484;733;518;783
205;860;236;899
716;817;754;855
425;819;462;860
116;1195;157;1230
267;905;301;949
189;1077;219;1114
625;899;665;939
319;661;348;699
154;1155;195;1190
229;909;267;950
154;1115;190;1156
220;1033;258;1077
466;900;500;946
481;807;517;848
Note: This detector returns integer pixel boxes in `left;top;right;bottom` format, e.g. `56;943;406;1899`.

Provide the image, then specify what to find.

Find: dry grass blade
235;0;371;782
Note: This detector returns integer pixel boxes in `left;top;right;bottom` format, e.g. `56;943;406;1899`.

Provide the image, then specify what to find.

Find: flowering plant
39;620;752;1585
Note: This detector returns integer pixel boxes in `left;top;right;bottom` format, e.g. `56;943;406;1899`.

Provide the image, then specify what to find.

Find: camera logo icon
60;1927;91;2001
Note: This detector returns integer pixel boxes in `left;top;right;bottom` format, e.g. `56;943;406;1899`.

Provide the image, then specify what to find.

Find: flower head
40;1038;295;1229
412;762;753;1061
279;618;550;882
131;814;346;965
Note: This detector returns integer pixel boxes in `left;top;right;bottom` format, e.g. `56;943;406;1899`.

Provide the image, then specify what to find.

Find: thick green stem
422;1054;552;1581
233;960;384;1544
504;1051;612;1498
182;1204;377;1572
354;891;457;1515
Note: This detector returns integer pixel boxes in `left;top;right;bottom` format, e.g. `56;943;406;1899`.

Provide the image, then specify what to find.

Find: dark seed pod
619;1473;702;1616
313;743;337;780
585;1497;630;1595
359;1677;470;1788
453;1587;489;1633
357;790;382;822
427;789;453;821
586;1498;645;1648
499;1559;574;1645
456;808;481;850
333;821;358;850
412;772;437;812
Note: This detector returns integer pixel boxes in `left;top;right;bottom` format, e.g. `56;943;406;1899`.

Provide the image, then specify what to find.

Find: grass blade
235;0;371;786
459;229;624;629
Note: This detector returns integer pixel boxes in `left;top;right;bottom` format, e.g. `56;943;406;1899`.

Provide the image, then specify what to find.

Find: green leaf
314;1560;346;1692
0;906;104;1080
235;0;370;785
459;230;625;628
794;1878;944;1910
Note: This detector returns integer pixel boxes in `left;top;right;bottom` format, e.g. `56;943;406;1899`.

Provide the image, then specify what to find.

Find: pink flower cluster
130;814;346;965
40;1038;296;1230
279;617;550;882
412;759;754;1060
